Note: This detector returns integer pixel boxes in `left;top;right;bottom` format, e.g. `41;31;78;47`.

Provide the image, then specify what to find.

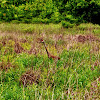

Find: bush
32;18;43;24
65;0;100;24
62;21;75;28
61;14;78;28
0;0;100;25
50;12;61;23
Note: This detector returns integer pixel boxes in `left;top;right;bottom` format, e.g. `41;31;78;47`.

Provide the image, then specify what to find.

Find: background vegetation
0;0;100;27
0;0;100;99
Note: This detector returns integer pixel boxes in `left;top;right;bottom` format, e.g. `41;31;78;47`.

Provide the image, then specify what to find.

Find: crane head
37;38;44;43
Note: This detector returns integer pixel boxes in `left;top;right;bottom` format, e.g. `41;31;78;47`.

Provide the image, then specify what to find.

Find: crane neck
43;42;49;58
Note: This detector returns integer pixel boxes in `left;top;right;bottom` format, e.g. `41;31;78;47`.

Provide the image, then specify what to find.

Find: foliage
62;21;74;28
0;0;100;26
61;14;78;28
65;0;100;24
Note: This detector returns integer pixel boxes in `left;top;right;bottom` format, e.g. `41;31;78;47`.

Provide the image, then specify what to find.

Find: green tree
65;0;100;24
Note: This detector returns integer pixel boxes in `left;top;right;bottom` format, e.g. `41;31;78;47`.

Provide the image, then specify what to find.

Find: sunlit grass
0;22;100;35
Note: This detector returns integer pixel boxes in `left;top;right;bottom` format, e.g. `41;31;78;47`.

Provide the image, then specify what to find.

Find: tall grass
0;23;100;99
0;23;100;36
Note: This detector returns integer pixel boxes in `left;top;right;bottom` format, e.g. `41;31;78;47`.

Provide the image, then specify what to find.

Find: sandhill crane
38;38;60;60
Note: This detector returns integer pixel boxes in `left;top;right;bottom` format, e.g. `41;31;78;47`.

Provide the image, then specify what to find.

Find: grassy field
0;23;100;100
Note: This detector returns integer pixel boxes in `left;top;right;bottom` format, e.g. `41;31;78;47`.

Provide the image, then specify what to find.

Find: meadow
0;23;100;100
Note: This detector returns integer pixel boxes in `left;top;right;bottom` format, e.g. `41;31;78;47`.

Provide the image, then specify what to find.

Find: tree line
0;0;100;27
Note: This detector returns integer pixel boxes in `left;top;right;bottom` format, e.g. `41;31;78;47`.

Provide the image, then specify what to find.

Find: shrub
0;0;100;25
62;21;75;28
65;0;100;24
50;11;61;23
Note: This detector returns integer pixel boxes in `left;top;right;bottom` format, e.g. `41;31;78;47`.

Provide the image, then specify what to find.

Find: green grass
0;22;100;36
0;23;100;99
0;23;63;34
